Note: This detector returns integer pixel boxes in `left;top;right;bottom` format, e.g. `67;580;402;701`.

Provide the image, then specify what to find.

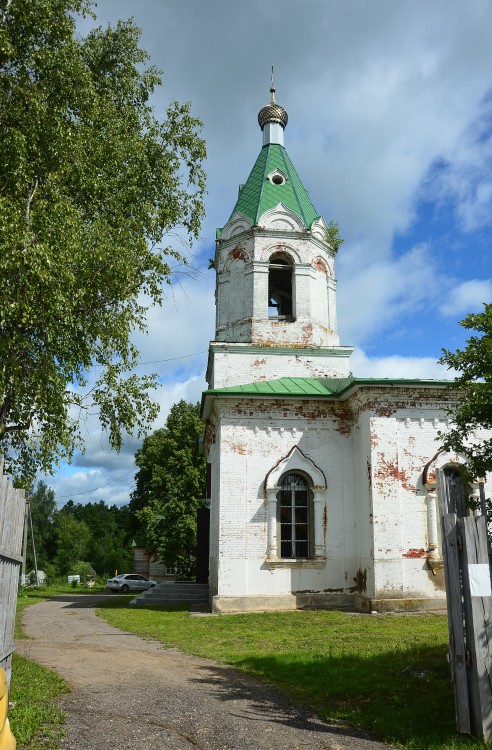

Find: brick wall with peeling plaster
208;347;352;389
207;391;492;612
215;232;339;350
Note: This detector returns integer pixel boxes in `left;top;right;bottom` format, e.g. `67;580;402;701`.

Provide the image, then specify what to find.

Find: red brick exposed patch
332;403;354;436
229;245;247;261
230;443;247;455
402;548;427;559
253;358;266;367
314;258;327;274
374;458;415;493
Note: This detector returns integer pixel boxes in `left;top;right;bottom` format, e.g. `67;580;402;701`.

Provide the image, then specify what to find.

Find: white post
266;486;279;559
313;487;325;558
426;488;439;560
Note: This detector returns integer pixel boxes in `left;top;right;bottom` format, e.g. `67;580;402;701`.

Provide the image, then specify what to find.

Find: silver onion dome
258;68;288;130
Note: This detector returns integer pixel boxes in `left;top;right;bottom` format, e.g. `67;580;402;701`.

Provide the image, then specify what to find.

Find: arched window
279;473;312;558
443;466;472;517
268;255;293;320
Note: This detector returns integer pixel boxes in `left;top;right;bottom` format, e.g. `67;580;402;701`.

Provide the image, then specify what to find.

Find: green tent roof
226;144;321;230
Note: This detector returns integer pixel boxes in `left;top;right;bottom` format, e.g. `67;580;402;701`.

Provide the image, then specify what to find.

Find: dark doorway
195;507;210;584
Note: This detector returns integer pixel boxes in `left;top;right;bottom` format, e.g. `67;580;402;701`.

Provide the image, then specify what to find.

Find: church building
201;83;491;614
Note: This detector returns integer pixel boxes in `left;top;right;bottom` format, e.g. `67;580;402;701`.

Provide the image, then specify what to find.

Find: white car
105;574;157;593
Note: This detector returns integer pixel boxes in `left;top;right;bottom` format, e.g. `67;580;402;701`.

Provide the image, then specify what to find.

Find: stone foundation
212;592;447;614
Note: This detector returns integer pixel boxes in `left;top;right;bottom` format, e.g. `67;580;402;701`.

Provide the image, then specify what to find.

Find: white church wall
206;420;221;599
361;387;489;605
208;346;352;389
352;408;377;599
210;398;363;609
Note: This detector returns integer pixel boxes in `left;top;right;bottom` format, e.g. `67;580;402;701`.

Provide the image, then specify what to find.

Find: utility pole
21;502;28;586
28;501;39;586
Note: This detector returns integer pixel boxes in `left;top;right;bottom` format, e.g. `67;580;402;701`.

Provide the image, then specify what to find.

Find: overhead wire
56;468;136;498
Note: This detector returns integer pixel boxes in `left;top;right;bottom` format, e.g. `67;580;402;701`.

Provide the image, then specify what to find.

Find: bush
71;561;96;579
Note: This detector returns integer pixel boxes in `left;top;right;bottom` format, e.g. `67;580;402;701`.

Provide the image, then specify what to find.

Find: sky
44;0;492;507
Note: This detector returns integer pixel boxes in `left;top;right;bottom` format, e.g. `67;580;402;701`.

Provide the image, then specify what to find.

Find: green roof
201;376;455;417
226;144;321;230
207;377;352;397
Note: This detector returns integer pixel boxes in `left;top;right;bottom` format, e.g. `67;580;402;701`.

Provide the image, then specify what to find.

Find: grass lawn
97;601;489;750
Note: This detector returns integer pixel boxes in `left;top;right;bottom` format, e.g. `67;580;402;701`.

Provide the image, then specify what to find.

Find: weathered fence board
442;511;471;733
437;467;492;742
459;515;492;740
0;459;26;685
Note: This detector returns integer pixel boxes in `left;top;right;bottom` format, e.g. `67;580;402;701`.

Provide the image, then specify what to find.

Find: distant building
201;82;492;614
132;537;176;580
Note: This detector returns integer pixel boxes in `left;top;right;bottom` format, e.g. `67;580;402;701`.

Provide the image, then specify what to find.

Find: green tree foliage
60;499;133;574
24;483;135;576
54;512;91;574
26;481;57;569
0;0;206;480
440;303;492;479
131;401;206;579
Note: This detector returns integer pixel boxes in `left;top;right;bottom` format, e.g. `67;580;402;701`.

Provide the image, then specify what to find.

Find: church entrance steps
130;581;210;610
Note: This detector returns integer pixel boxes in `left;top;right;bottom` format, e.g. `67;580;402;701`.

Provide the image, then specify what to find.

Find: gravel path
16;595;394;750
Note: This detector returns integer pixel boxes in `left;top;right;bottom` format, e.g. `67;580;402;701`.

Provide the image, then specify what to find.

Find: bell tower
207;79;352;389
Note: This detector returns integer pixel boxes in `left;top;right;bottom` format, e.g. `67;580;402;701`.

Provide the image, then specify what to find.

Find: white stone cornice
258;203;305;232
221;212;253;240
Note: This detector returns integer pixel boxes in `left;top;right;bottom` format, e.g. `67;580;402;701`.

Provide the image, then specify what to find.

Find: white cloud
422;96;492;233
351;348;454;380
338;243;433;345
440;279;492;317
131;273;215;379
43;372;207;507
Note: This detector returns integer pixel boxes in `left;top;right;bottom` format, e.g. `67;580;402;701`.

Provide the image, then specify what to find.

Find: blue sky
44;0;492;506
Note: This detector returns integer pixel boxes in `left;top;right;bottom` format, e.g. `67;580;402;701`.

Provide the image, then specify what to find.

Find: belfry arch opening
268;254;294;320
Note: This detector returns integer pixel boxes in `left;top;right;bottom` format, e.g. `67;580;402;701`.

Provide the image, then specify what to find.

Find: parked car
105;573;157;593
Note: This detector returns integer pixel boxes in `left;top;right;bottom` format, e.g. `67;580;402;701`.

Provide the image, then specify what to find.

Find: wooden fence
437;467;492;742
0;459;26;686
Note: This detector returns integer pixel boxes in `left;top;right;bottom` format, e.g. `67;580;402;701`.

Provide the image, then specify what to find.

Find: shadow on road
189;662;381;743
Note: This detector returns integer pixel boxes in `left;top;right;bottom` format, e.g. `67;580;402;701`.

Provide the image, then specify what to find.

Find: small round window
268;170;287;186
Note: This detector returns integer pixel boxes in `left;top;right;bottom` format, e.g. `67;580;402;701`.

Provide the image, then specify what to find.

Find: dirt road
17;595;393;750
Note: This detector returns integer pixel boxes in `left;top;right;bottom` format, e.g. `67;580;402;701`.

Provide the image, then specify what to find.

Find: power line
139;349;207;365
56;469;135;498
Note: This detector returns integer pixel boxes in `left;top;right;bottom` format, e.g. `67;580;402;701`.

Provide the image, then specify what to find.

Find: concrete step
130;582;210;610
141;589;208;599
153;584;208;592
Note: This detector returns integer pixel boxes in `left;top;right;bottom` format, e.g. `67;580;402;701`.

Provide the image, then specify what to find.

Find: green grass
96;601;489;750
9;653;67;750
